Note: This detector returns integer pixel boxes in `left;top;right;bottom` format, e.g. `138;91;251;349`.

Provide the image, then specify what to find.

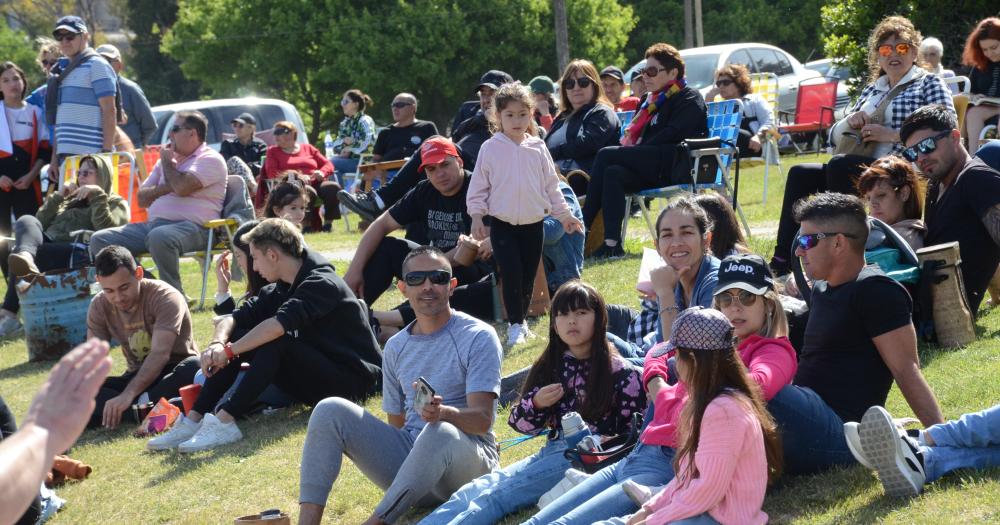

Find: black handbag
670;137;724;186
564;412;644;473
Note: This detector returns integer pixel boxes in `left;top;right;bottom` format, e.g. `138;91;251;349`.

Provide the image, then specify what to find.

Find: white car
805;58;853;119
625;43;821;115
151;97;307;150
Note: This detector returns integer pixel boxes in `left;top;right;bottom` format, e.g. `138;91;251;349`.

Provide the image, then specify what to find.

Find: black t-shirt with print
924;157;1000;314
388;172;472;251
373;120;439;161
794;266;913;423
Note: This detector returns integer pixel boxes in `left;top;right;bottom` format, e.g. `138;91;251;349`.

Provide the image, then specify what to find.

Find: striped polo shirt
54;53;117;156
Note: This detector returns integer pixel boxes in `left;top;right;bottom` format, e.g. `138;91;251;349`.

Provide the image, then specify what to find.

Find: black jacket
452;110;491;169
232;248;382;386
546;103;621;173
221;137;268;176
450;100;481;136
635;85;708;146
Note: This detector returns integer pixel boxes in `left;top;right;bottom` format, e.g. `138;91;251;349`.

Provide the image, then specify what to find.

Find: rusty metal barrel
17;267;98;361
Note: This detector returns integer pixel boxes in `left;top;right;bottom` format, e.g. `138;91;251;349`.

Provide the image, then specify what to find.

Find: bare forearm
100;100;116;151
896;370;944;426
439;405;493;435
122;352;171;399
230;318;285;355
162;162;201;197
138;184;171;208
0;425;53;524
213;316;235;343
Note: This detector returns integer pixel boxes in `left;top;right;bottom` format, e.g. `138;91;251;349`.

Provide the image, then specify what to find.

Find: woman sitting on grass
212;219;266;316
856;156;925;250
418;280;645;525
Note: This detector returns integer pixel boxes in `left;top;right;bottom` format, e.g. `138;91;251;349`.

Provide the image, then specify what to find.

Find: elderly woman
704;63;774;156
546;60;621;177
582;44;708;259
330;89;376;176
920;37;955;81
856;156;925;250
769;16;953;275
961;17;1000;146
258;121;340;231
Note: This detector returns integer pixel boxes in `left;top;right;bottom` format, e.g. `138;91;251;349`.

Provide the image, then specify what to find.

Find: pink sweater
643;394;769;525
467;132;572;225
639;335;797;447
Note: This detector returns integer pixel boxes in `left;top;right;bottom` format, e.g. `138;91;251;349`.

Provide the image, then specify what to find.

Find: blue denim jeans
596;511;721;525
767;385;854;474
331;157;359;186
418;436;572;525
520;441;676;525
922;403;1000;483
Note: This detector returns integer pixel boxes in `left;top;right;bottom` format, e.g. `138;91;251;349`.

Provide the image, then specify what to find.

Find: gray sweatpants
300;397;498;524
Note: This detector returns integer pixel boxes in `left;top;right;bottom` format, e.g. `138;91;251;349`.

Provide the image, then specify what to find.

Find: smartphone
413;376;436;413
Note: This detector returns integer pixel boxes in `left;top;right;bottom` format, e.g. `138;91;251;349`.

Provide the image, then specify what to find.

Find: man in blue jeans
767;192;942;474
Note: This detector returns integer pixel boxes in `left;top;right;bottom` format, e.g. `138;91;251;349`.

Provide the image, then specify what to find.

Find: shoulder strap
871;73;922;124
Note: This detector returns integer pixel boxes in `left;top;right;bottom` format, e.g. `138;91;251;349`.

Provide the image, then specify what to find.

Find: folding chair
744;73;782;204
777;77;839;155
623;100;749;241
60;151;137;215
948;76;972;136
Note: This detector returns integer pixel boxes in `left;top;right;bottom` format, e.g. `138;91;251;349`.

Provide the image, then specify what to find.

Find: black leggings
88;357;200;428
581;145;674;244
0;184;39;238
193;332;375;418
772;154;872;263
361;236;491;304
1;215;90;313
490;218;543;324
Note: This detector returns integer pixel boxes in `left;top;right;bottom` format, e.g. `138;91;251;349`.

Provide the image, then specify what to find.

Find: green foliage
124;0;201;106
0;23;44;89
161;0;635;143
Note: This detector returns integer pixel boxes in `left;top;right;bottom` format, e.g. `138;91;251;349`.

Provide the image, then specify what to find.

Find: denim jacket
542;182;585;293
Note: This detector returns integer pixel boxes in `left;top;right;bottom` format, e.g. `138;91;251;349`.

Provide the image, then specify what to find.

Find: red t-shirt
261;143;334;180
616;97;640;112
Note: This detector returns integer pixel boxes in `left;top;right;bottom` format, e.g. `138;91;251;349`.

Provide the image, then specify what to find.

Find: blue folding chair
623;99;750;241
616;110;636;139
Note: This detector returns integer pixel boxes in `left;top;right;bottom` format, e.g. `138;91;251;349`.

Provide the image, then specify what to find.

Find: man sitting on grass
767;192;943;474
297;246;502;525
86;245;199;429
146;218;382;453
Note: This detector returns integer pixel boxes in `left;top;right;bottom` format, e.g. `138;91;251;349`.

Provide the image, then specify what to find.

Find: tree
122;0;200;106
163;0;635;143
2;0;101;40
0;23;44;88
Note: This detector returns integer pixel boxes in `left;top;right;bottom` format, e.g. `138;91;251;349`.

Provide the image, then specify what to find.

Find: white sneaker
507;323;527;347
147;415;201;451
177;413;243;453
622;479;657;505
844;422;873;469
522;323;537;339
860;406;926;497
0;315;23;338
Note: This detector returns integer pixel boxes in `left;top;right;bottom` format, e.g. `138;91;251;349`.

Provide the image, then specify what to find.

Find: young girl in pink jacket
468;82;583;346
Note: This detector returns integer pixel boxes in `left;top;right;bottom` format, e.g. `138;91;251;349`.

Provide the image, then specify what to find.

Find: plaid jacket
847;68;955;154
627;298;659;346
332;113;376;158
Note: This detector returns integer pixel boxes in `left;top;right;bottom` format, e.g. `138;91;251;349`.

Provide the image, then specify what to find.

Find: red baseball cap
418;136;462;173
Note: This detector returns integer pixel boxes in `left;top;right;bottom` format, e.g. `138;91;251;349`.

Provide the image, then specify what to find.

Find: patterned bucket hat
664;306;735;353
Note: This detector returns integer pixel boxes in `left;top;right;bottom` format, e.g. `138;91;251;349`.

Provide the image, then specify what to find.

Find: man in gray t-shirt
298;246;502;525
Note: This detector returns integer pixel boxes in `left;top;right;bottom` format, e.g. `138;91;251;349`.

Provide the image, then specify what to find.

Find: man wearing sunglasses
299;245;502;525
899;104;1000;314
220;112;267;178
372;93;438;164
767;192;942;475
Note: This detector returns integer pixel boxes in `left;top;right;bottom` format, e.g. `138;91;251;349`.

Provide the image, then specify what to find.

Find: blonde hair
489;82;539;137
244;217;305;257
714;289;788;339
558;59;613;115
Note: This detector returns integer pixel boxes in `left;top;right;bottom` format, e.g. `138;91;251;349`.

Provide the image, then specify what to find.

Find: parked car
625;43;821;115
150;97;307;150
805;58;852;119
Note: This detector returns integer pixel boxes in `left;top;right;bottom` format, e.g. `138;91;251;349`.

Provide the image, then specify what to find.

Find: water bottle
561;411;593;448
324;131;334;159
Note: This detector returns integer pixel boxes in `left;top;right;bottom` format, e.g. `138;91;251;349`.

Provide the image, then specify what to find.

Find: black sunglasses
795;232;856;251
42;59;58;67
642;66;667;77
391;102;414;109
901;131;951;162
273;127;293;136
716;289;758;308
562;77;593;90
169;125;190;134
715;78;734;87
403;270;452;286
54;33;78;42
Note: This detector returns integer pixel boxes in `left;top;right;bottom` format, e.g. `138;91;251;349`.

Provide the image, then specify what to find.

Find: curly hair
714;64;752;97
866;16;924;84
557;59;613;115
961;17;1000;71
856;156;924;221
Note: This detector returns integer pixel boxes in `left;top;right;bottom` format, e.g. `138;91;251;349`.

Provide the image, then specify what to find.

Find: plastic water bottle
561;411;593;448
324;131;334;159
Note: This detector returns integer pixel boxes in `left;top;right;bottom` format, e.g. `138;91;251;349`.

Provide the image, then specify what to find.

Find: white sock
373;193;385;209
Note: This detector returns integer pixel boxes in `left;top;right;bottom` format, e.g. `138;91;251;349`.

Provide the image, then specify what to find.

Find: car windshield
682;54;720;89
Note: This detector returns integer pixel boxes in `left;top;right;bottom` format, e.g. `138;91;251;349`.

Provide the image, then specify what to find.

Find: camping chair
60;151;137;217
948;76;972;136
777;77;839;155
616;110;636;139
622;99;749;241
744;73;782;204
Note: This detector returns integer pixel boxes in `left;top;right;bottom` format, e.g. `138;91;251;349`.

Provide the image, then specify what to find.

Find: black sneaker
338;190;383;222
590;244;626;260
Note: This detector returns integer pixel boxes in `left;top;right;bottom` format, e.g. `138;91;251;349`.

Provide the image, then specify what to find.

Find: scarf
622;79;686;146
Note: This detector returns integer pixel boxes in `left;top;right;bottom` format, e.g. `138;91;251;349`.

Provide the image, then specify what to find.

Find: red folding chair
778;77;839;154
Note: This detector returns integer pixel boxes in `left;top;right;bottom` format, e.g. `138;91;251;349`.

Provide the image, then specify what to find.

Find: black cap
600;66;625;82
713;254;774;296
477;70;514;91
53;15;87;35
231;112;256;126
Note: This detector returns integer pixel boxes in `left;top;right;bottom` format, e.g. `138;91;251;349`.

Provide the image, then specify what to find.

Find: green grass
4;153;1000;524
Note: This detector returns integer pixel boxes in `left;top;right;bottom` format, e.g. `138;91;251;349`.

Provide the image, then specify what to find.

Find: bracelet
658;305;680;315
223;343;235;361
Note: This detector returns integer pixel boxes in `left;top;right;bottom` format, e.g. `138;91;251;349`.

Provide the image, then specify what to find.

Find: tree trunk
553;0;570;73
694;0;704;47
683;0;693;49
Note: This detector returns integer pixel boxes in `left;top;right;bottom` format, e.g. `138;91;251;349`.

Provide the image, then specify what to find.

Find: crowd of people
4;11;1000;525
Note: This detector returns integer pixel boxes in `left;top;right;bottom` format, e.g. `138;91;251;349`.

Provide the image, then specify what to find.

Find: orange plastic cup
179;383;202;414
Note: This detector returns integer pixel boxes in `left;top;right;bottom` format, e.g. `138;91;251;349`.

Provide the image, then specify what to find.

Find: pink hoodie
639;335;797;448
467;132;572;225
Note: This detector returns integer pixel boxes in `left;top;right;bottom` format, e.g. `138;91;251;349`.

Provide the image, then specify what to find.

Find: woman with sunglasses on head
856;156;925;250
704;64;773;157
258;120;341;232
770;16;953;276
330;89;376;177
583;43;708;260
546;60;621;181
960;17;1000;147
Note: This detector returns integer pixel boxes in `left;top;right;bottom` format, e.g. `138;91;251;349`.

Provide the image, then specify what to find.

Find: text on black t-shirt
388;173;472;251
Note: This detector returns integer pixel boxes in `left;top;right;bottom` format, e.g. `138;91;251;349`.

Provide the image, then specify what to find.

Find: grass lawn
3;153;1000;524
